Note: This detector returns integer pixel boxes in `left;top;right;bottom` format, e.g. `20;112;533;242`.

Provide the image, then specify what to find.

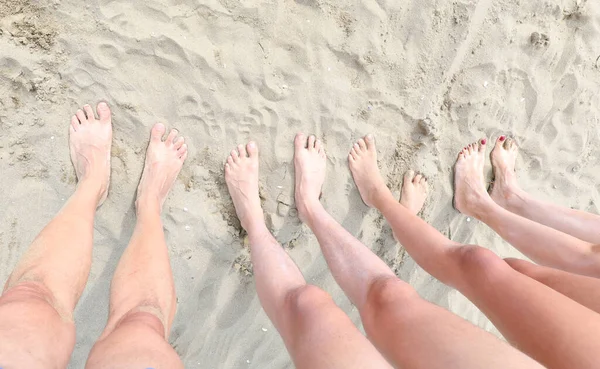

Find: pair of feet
454;136;520;218
69;102;188;209
225;133;429;233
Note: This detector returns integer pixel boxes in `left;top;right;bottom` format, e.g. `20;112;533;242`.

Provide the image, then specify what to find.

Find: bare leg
0;103;111;368
491;136;600;244
505;258;600;314
350;134;600;369
224;140;391;369
86;124;188;369
294;134;541;369
452;139;600;277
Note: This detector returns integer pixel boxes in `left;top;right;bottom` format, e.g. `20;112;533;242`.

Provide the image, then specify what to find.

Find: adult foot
294;133;327;222
454;139;495;218
69;102;113;206
400;170;428;215
489;136;521;208
136;124;188;211
348;134;389;207
225;141;264;231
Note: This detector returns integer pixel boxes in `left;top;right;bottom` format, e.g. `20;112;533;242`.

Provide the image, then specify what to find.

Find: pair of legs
347;135;600;368
454;137;600;313
225;135;540;368
455;136;600;278
0;102;187;368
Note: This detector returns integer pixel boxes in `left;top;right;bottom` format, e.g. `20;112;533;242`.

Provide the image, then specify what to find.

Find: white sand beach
0;0;599;367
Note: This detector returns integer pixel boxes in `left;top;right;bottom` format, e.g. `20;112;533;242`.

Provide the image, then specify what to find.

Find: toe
83;104;96;121
227;156;234;166
357;138;367;151
178;144;188;158
166;129;179;145
479;138;487;152
413;174;423;183
308;135;316;150
350;148;359;160
420;176;427;185
151;124;166;142
404;170;415;182
504;137;516;151
238;144;248;157
96;102;111;123
467;144;473;154
353;143;362;155
247;141;258;157
315;139;323;152
76;109;87;124
174;137;185;150
231;148;240;162
348;153;355;163
365;134;375;149
295;133;307;151
496;135;506;149
71;116;79;131
179;147;188;161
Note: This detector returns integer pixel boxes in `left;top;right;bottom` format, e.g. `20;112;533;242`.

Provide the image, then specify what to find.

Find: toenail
481;139;487;145
98;102;108;110
499;136;506;141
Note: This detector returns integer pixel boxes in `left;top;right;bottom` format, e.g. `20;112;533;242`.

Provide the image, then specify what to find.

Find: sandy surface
1;0;599;367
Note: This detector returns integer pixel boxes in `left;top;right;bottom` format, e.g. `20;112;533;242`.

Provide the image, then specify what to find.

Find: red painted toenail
481;139;487;145
499;136;506;141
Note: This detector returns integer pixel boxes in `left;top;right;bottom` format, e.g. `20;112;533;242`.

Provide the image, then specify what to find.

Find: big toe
247;141;259;157
295;133;307;151
97;102;111;123
151;123;166;142
404;170;415;183
495;135;507;150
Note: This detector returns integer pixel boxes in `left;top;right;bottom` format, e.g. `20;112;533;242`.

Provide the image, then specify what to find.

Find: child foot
489;136;521;208
400;171;428;215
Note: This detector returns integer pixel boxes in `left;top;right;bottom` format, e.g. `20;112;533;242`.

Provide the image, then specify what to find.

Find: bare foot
225;141;264;231
454;138;495;218
400;170;428;215
69;102;113;206
489;136;522;208
348;134;388;207
136;124;188;211
294;133;327;221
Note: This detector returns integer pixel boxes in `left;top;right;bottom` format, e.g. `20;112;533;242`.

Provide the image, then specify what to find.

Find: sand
1;0;599;367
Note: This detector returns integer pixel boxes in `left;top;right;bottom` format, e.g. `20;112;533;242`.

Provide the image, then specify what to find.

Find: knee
285;285;333;317
452;245;508;279
1;281;70;321
113;309;167;339
365;276;418;310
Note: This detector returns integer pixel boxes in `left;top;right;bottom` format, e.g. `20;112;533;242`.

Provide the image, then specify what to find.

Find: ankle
370;186;395;210
136;195;162;215
296;197;324;224
77;178;106;203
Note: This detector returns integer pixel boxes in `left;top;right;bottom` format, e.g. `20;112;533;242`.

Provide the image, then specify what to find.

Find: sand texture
1;0;600;367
